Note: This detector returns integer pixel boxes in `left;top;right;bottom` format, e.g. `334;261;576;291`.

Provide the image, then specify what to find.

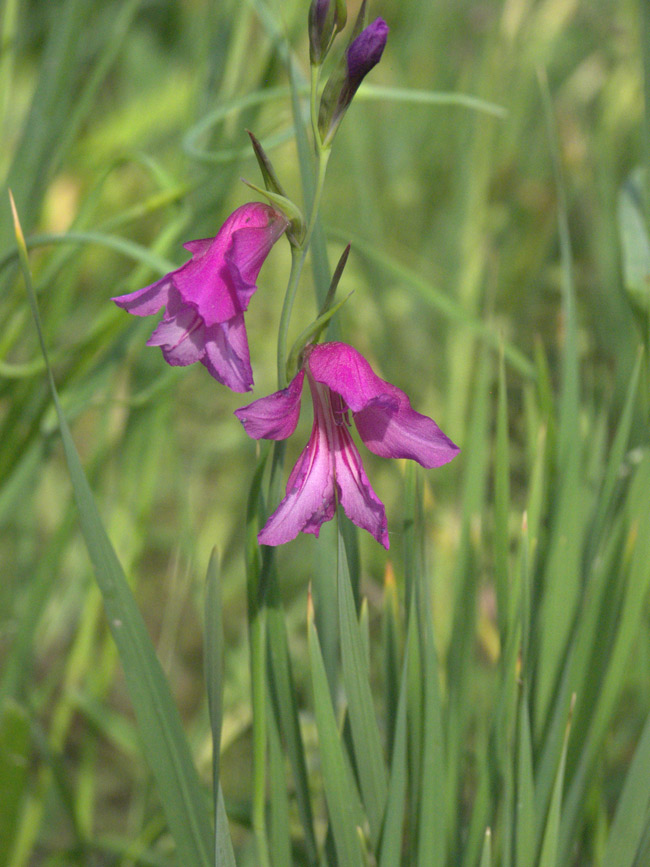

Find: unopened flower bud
309;0;347;65
318;17;388;146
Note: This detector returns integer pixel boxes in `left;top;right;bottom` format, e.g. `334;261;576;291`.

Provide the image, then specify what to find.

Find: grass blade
0;700;30;865
515;691;536;867
538;695;574;867
494;351;510;642
379;617;411;867
308;592;366;867
12;194;213;867
268;702;292;867
602;711;650;867
204;550;237;865
337;527;388;848
416;584;446;867
479;828;492;867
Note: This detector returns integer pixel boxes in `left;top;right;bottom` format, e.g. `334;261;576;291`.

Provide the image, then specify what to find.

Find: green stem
275;147;331;388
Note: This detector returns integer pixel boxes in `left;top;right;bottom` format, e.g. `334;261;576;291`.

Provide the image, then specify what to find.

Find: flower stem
275;147;331;388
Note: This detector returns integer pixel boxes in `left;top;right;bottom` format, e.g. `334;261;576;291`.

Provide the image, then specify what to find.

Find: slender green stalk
275;147;331;388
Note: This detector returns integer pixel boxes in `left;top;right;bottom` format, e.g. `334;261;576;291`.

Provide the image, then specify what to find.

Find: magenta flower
235;342;459;548
112;203;288;392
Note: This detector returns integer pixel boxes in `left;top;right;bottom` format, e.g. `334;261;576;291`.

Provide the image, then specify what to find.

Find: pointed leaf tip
8;191;26;253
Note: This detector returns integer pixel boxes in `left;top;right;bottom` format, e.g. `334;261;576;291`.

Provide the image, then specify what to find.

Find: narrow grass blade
266;573;319;866
534;71;584;737
460;725;491;867
538;695;574;867
356;84;507;118
479;829;492;867
515;691;536;867
0;700;30;865
446;351;492;846
245;454;271;867
601;710;650;867
417;588;446;867
0;230;176;280
204;550;223;809
12;194;213;867
268;702;292;867
308;593;366;867
560;453;650;853
379;618;411;867
216;786;237;867
494;351;510;642
382;565;401;759
337;528;388;848
587;346;643;557
203;550;236;864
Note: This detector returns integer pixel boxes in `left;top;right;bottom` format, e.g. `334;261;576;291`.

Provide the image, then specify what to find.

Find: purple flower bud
345;18;389;92
309;0;347;65
318;17;388;145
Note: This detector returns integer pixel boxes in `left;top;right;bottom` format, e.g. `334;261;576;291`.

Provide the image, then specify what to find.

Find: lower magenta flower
112;203;288;392
235;341;459;548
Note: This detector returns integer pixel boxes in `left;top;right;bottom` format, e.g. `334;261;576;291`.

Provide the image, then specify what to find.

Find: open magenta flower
112;203;288;392
235;342;459;548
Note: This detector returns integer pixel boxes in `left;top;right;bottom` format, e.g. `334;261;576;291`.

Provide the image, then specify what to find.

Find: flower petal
225;210;289;311
308;341;459;468
234;371;305;440
354;400;459;468
182;238;213;256
258;423;336;546
201;314;254;393
112;275;172;316
333;423;389;548
173;203;288;328
146;306;206;367
306;341;395;412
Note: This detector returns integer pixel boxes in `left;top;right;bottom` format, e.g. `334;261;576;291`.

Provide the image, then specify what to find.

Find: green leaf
216;786;237;867
602;710;650;867
355;83;508;118
618;170;650;317
515;692;536;867
538;696;574;867
203;550;237;865
560;453;650;854
12;195;214;867
268;703;292;867
416;588;446;867
0;700;30;864
379;620;410;867
479;829;492;867
337;529;388;848
494;351;510;642
266;577;319;866
204;550;223;810
308;594;366;867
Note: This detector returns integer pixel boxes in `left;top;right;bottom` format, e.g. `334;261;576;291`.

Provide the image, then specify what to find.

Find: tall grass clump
1;0;649;865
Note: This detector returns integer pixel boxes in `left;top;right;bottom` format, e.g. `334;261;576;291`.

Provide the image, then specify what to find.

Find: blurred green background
1;0;647;863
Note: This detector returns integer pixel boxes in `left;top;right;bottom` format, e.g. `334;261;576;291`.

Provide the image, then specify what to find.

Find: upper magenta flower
112;203;288;392
235;342;459;548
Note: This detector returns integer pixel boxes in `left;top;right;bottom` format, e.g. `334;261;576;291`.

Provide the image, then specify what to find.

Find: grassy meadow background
1;0;649;864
